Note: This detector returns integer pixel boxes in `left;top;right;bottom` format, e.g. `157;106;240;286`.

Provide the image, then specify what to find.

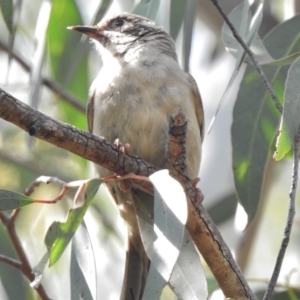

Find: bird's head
68;13;177;61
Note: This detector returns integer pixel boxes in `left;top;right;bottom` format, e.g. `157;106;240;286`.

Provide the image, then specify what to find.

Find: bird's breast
90;61;201;176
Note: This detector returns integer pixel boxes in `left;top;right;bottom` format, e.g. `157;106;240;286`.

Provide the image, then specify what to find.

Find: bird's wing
187;74;205;140
86;91;95;133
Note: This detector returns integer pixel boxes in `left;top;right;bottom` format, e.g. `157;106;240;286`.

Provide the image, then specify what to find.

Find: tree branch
0;212;51;300
0;253;22;270
0;88;257;299
166;112;256;299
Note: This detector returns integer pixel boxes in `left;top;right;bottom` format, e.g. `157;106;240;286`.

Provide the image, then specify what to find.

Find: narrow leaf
275;56;300;160
182;0;196;72
169;0;185;40
232;14;300;222
133;0;160;20
30;253;50;288
222;2;273;65
70;221;96;300
142;170;187;299
0;189;34;211
45;179;101;266
169;231;207;300
0;0;13;34
90;0;112;24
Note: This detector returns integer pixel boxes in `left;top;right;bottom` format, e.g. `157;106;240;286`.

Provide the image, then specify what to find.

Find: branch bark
0;88;256;299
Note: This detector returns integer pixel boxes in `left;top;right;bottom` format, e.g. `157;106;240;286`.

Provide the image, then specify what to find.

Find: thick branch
0;88;156;176
166;113;256;300
0;88;256;299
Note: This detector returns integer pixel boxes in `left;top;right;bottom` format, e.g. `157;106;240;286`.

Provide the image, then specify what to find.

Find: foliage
0;0;299;299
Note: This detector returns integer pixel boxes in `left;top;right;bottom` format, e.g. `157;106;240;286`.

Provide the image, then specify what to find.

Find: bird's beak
67;25;104;40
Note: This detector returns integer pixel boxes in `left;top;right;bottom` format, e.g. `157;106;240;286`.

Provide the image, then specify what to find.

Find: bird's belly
92;81;201;178
94;97;169;170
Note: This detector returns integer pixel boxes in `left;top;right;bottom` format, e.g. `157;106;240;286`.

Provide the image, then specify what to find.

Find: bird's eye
115;19;125;27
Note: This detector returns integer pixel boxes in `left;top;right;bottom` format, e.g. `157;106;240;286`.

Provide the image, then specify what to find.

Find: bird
69;13;204;300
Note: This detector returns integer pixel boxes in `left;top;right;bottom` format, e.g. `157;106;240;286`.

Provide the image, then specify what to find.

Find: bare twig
0;212;51;300
0;39;85;112
263;125;300;300
0;253;22;270
210;0;283;114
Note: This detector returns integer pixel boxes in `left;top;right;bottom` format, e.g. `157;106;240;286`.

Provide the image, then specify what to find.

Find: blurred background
0;0;299;299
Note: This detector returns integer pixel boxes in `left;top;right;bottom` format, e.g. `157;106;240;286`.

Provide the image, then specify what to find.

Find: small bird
69;13;204;300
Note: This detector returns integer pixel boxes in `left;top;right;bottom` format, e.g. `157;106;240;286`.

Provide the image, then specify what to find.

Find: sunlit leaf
275;56;300;160
45;178;101;266
142;170;187;299
232;14;300;222
70;221;96;300
169;231;207;299
222;2;273;65
209;1;269;133
0;189;34;211
30;253;49;288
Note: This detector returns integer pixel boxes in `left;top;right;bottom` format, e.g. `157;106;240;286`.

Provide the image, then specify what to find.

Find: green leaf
169;0;185;40
275;56;300;160
0;189;34;211
0;0;13;34
47;0;88;130
232;14;300;222
45;178;101;266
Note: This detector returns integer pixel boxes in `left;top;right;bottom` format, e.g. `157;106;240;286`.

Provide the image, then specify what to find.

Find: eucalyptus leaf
169;0;185;40
275;56;300;160
232;14;300;222
70;221;96;300
0;189;35;211
169;230;207;300
133;0;160;20
0;0;13;34
182;0;196;72
222;2;273;65
47;0;87;130
44;178;101;266
142;170;187;299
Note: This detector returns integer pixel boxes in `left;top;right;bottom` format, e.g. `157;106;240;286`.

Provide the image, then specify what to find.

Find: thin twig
263;125;300;299
0;39;85;112
0;254;22;270
210;0;283;114
0;212;51;300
